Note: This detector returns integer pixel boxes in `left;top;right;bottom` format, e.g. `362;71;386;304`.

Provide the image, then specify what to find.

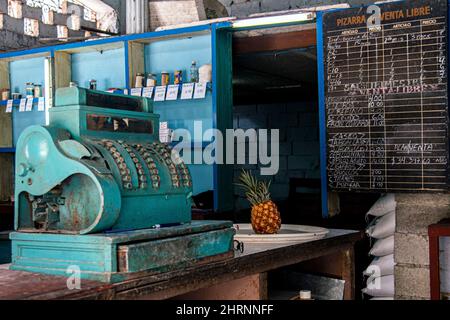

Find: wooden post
54;51;71;89
127;42;145;88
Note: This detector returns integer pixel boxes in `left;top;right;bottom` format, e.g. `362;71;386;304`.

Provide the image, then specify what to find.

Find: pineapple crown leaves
235;170;272;206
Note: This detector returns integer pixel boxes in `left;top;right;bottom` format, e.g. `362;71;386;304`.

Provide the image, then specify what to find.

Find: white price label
5;100;13;113
130;88;142;96
142;87;154;98
123;89;129;95
154;86;167;102
37;97;45;111
19;99;27;112
25;98;34;112
166;85;179;101
193;82;207;99
181;83;195;100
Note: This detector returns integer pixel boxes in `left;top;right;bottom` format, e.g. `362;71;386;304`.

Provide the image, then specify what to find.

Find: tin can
89;79;97;90
174;70;183;85
161;72;169;86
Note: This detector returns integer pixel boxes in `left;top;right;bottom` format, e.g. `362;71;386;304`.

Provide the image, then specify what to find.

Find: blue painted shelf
0;148;15;153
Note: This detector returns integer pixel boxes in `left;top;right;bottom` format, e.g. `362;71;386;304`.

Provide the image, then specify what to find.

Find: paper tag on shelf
5;100;13;113
142;87;154;98
154;86;167;102
37;97;45;111
123;89;129;95
181;83;195;100
25;98;34;112
160;122;168;130
166;85;179;101
19;99;27;112
193;82;207;99
130;88;142;96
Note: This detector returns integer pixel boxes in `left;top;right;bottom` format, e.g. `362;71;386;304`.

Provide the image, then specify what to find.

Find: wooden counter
0;229;362;300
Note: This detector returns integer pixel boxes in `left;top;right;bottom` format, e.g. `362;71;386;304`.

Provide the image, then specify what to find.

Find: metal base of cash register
10;221;235;283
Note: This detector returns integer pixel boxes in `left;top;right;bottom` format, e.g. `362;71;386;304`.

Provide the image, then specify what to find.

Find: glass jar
26;82;34;98
161;72;169;86
146;73;157;87
34;84;42;98
135;73;145;88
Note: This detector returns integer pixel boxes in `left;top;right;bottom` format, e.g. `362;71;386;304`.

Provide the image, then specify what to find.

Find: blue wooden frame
316;11;328;218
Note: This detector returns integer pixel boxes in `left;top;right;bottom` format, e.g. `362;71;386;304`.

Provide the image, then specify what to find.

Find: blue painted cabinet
0;22;234;213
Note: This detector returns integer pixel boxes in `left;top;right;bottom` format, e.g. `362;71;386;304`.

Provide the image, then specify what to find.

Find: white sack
362;275;395;297
366;211;396;239
370;235;395;256
370;297;394;300
364;254;395;277
366;194;396;218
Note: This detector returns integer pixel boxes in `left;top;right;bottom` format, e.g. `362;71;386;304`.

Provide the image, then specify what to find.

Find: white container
199;64;212;83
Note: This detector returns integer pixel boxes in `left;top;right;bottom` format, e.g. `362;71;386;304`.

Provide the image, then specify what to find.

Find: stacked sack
362;194;397;300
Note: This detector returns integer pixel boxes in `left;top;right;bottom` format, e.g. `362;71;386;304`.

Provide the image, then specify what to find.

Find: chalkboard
323;0;449;192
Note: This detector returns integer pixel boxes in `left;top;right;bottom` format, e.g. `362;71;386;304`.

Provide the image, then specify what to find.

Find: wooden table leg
341;247;355;300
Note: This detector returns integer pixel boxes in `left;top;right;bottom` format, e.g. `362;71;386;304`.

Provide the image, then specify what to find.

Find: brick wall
0;0;102;51
233;101;320;210
395;194;450;299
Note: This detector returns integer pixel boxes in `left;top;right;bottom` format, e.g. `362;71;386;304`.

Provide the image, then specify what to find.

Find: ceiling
232;35;318;105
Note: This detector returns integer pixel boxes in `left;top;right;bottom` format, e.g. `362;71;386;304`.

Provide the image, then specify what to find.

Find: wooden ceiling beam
233;29;317;55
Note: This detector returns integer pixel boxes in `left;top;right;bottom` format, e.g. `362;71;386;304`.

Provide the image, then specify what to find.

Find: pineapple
236;170;281;234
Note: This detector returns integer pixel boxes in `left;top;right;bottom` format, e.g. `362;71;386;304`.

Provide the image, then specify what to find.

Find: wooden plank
127;42;145;88
54;51;71;89
0;154;13;202
233;29;317;55
0;61;12;148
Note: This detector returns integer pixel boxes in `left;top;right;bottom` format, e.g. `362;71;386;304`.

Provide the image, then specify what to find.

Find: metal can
174;70;183;85
161;72;169;86
89;79;97;90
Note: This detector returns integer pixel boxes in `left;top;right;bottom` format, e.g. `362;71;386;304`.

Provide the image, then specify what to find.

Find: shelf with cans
0;22;234;212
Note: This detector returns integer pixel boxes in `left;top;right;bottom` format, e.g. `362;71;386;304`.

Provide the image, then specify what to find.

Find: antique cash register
9;87;234;282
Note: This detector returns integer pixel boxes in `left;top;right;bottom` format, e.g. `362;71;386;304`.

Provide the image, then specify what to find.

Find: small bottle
26;82;34;98
89;79;97;90
190;61;199;83
174;70;183;85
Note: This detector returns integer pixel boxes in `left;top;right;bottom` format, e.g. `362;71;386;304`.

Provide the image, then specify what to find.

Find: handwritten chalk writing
323;0;448;192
